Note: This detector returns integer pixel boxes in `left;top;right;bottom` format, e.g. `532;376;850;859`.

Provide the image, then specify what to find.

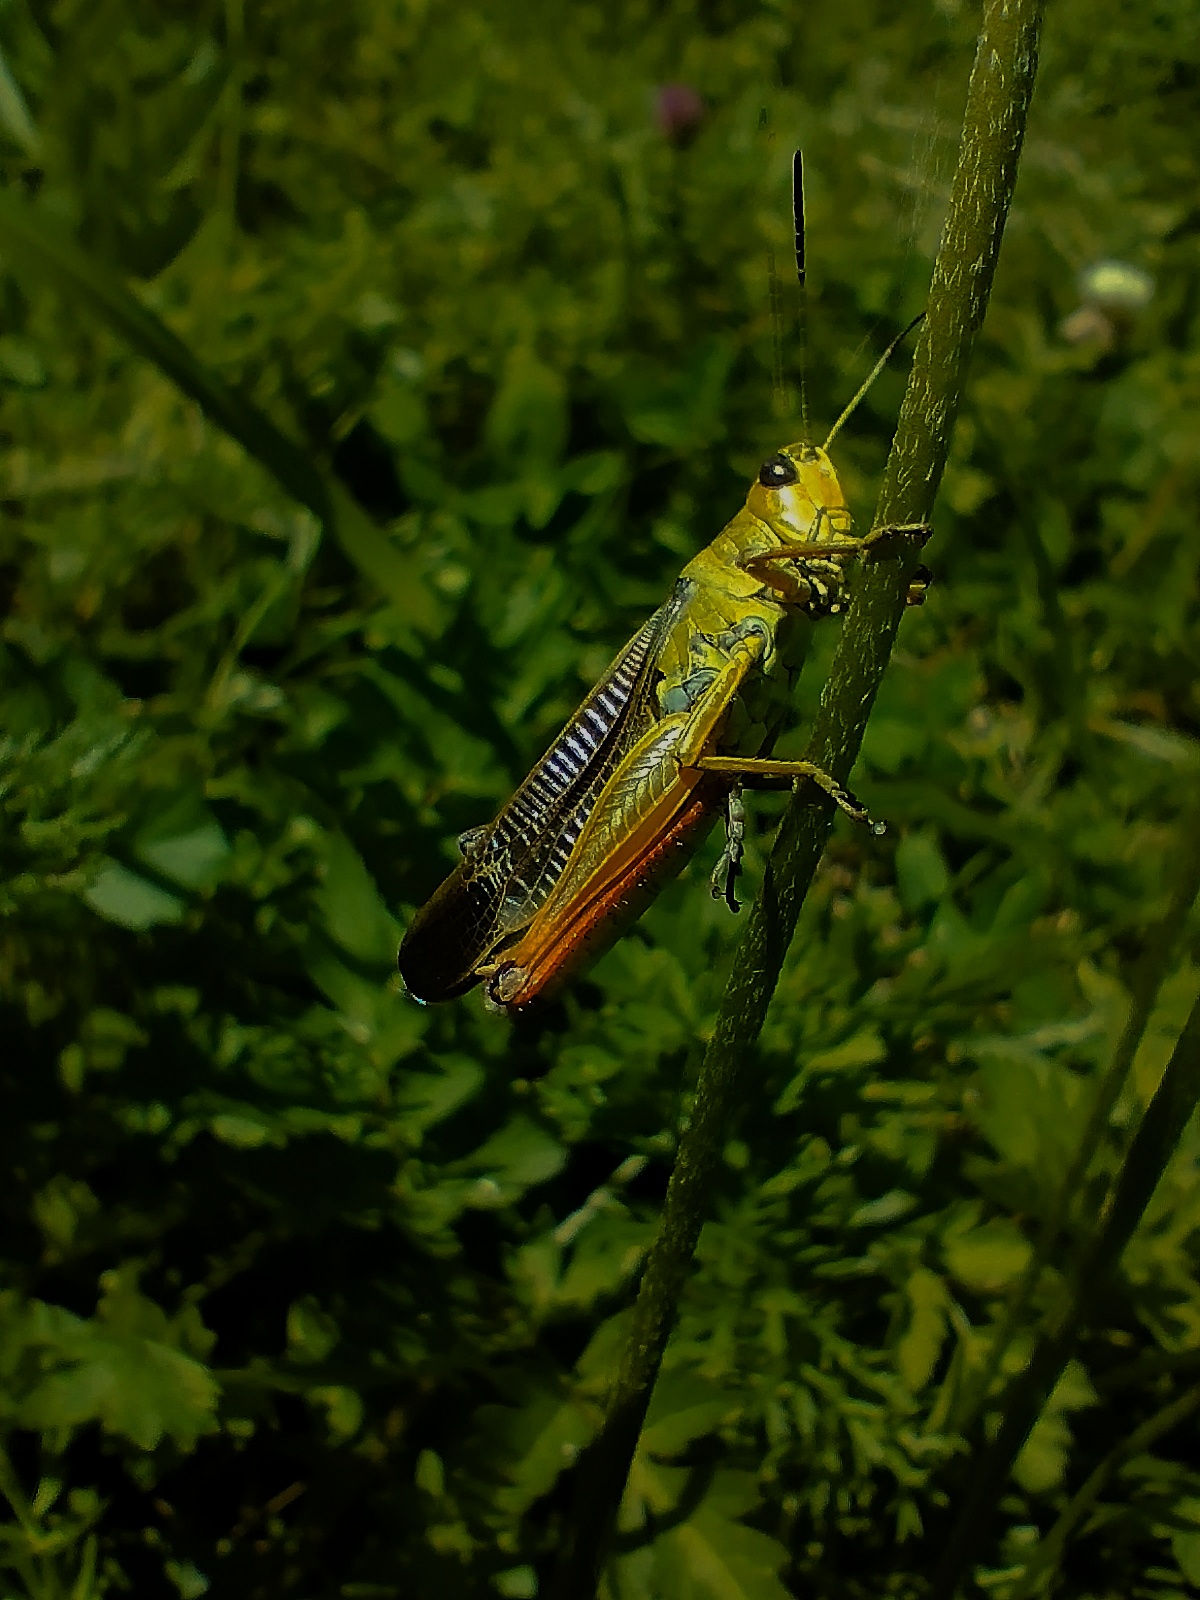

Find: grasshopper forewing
399;159;929;1013
397;586;693;1004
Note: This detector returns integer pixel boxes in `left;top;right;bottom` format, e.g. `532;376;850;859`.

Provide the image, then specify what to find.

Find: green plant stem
545;1;1044;1593
0;1446;49;1600
0;191;430;624
955;797;1200;1436
218;0;246;235
930;988;1200;1600
1007;1379;1200;1600
0;190;327;518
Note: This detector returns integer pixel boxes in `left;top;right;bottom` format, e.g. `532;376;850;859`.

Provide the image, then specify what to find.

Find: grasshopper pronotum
399;156;929;1012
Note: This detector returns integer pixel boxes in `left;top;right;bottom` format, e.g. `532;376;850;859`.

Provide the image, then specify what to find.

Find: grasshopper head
746;442;857;549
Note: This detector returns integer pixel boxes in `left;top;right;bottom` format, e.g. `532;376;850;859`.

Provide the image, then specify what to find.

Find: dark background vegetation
1;0;1198;1596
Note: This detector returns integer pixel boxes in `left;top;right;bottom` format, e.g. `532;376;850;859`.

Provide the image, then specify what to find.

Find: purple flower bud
654;83;705;147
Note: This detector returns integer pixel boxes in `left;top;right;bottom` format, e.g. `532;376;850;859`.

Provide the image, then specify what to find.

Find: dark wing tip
397;866;501;1004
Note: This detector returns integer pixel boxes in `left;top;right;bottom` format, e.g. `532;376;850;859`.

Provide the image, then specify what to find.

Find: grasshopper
399;159;929;1013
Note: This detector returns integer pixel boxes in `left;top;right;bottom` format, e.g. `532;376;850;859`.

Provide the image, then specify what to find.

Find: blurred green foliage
0;0;1198;1596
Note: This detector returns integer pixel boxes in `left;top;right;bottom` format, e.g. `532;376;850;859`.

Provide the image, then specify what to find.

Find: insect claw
906;563;933;607
710;853;741;912
819;777;886;836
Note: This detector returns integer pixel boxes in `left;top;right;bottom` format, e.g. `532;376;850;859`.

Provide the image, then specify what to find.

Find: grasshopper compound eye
758;453;798;487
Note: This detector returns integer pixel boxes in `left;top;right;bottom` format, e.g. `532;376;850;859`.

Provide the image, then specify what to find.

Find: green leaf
209;1113;272;1148
808;1029;889;1075
1173;1531;1200;1586
775;1029;887;1113
83;860;186;930
0;333;46;387
315;832;400;967
31;1177;100;1254
944;1220;1032;1293
458;1116;566;1201
133;795;230;889
309;1385;363;1441
415;1448;446;1498
370;384;429;447
485;348;568;468
859;715;929;773
895;829;951;910
640;1373;735;1459
20;1270;219;1451
164;1559;210;1599
492;1568;537;1598
848;1189;918;1228
554;1214;654;1311
614;1469;793;1600
896;1267;948;1391
1013;1361;1096;1494
286;1297;339;1364
483;1386;595;1516
396;1055;485;1136
969;1054;1086;1198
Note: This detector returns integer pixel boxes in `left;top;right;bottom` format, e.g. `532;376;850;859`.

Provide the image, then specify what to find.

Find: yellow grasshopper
399;160;929;1012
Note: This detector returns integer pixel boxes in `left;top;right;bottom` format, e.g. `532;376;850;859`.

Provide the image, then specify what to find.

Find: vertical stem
1006;1381;1200;1600
955;799;1200;1436
0;1446;50;1600
545;1;1044;1594
217;0;245;240
930;990;1200;1600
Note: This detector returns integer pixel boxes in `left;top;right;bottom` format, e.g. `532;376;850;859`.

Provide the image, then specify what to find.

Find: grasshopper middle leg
711;785;747;911
696;754;880;831
672;634;883;832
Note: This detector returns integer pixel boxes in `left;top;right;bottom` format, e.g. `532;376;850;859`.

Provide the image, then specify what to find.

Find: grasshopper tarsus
862;520;934;554
710;857;741;913
808;771;874;830
711;787;746;913
790;764;880;834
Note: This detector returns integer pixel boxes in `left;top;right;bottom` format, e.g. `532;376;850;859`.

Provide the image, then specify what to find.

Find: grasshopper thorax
746;441;855;550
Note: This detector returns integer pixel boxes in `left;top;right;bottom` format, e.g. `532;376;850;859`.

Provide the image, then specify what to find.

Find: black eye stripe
758;453;798;488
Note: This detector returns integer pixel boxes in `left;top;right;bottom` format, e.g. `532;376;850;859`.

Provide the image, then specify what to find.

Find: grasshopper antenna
822;310;925;451
759;108;789;424
793;150;811;444
767;251;787;421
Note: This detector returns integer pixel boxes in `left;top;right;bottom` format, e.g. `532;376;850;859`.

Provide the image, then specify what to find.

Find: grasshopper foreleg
862;521;933;550
739;548;857;613
860;522;935;608
710;785;746;912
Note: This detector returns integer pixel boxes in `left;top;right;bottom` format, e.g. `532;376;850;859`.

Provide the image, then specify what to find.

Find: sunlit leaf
83;860;186;930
